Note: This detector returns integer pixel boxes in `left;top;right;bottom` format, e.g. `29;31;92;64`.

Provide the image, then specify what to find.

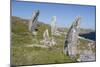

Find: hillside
11;16;96;66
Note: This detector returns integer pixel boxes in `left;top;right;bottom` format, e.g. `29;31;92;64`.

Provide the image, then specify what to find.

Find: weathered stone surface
43;29;50;41
51;37;57;46
29;10;39;32
51;16;57;36
77;42;96;62
64;16;81;58
40;29;57;47
51;16;61;36
79;50;95;62
43;29;51;46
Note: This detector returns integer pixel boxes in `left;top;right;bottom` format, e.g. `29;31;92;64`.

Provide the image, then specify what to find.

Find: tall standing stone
50;16;57;46
29;10;39;32
64;16;81;58
51;16;57;36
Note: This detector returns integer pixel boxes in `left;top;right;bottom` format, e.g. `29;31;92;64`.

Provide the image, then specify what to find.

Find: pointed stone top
52;16;56;22
71;16;81;28
72;16;81;28
32;10;39;13
31;10;39;18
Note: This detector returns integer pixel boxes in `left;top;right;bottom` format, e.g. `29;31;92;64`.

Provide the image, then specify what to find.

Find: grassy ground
11;33;76;65
11;16;95;66
11;44;76;65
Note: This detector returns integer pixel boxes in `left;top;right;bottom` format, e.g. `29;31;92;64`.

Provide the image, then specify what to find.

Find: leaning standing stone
29;10;39;33
64;16;81;58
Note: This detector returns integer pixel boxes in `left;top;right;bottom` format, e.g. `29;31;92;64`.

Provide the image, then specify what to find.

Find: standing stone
51;16;57;36
29;10;39;33
64;16;81;58
43;29;56;47
43;29;51;46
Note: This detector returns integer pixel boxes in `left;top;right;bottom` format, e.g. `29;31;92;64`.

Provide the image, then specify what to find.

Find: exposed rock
42;29;51;46
51;37;57;46
40;29;57;47
32;31;37;36
77;42;96;62
78;50;95;62
64;16;81;58
26;44;48;48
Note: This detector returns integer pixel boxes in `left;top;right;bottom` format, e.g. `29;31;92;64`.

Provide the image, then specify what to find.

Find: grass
11;45;76;65
11;16;95;66
77;39;95;51
11;16;76;65
11;16;34;47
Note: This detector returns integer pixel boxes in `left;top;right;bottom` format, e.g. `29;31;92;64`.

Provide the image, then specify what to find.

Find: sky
12;0;96;29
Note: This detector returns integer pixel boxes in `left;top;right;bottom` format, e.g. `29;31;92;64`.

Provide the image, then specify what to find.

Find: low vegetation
11;16;95;66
